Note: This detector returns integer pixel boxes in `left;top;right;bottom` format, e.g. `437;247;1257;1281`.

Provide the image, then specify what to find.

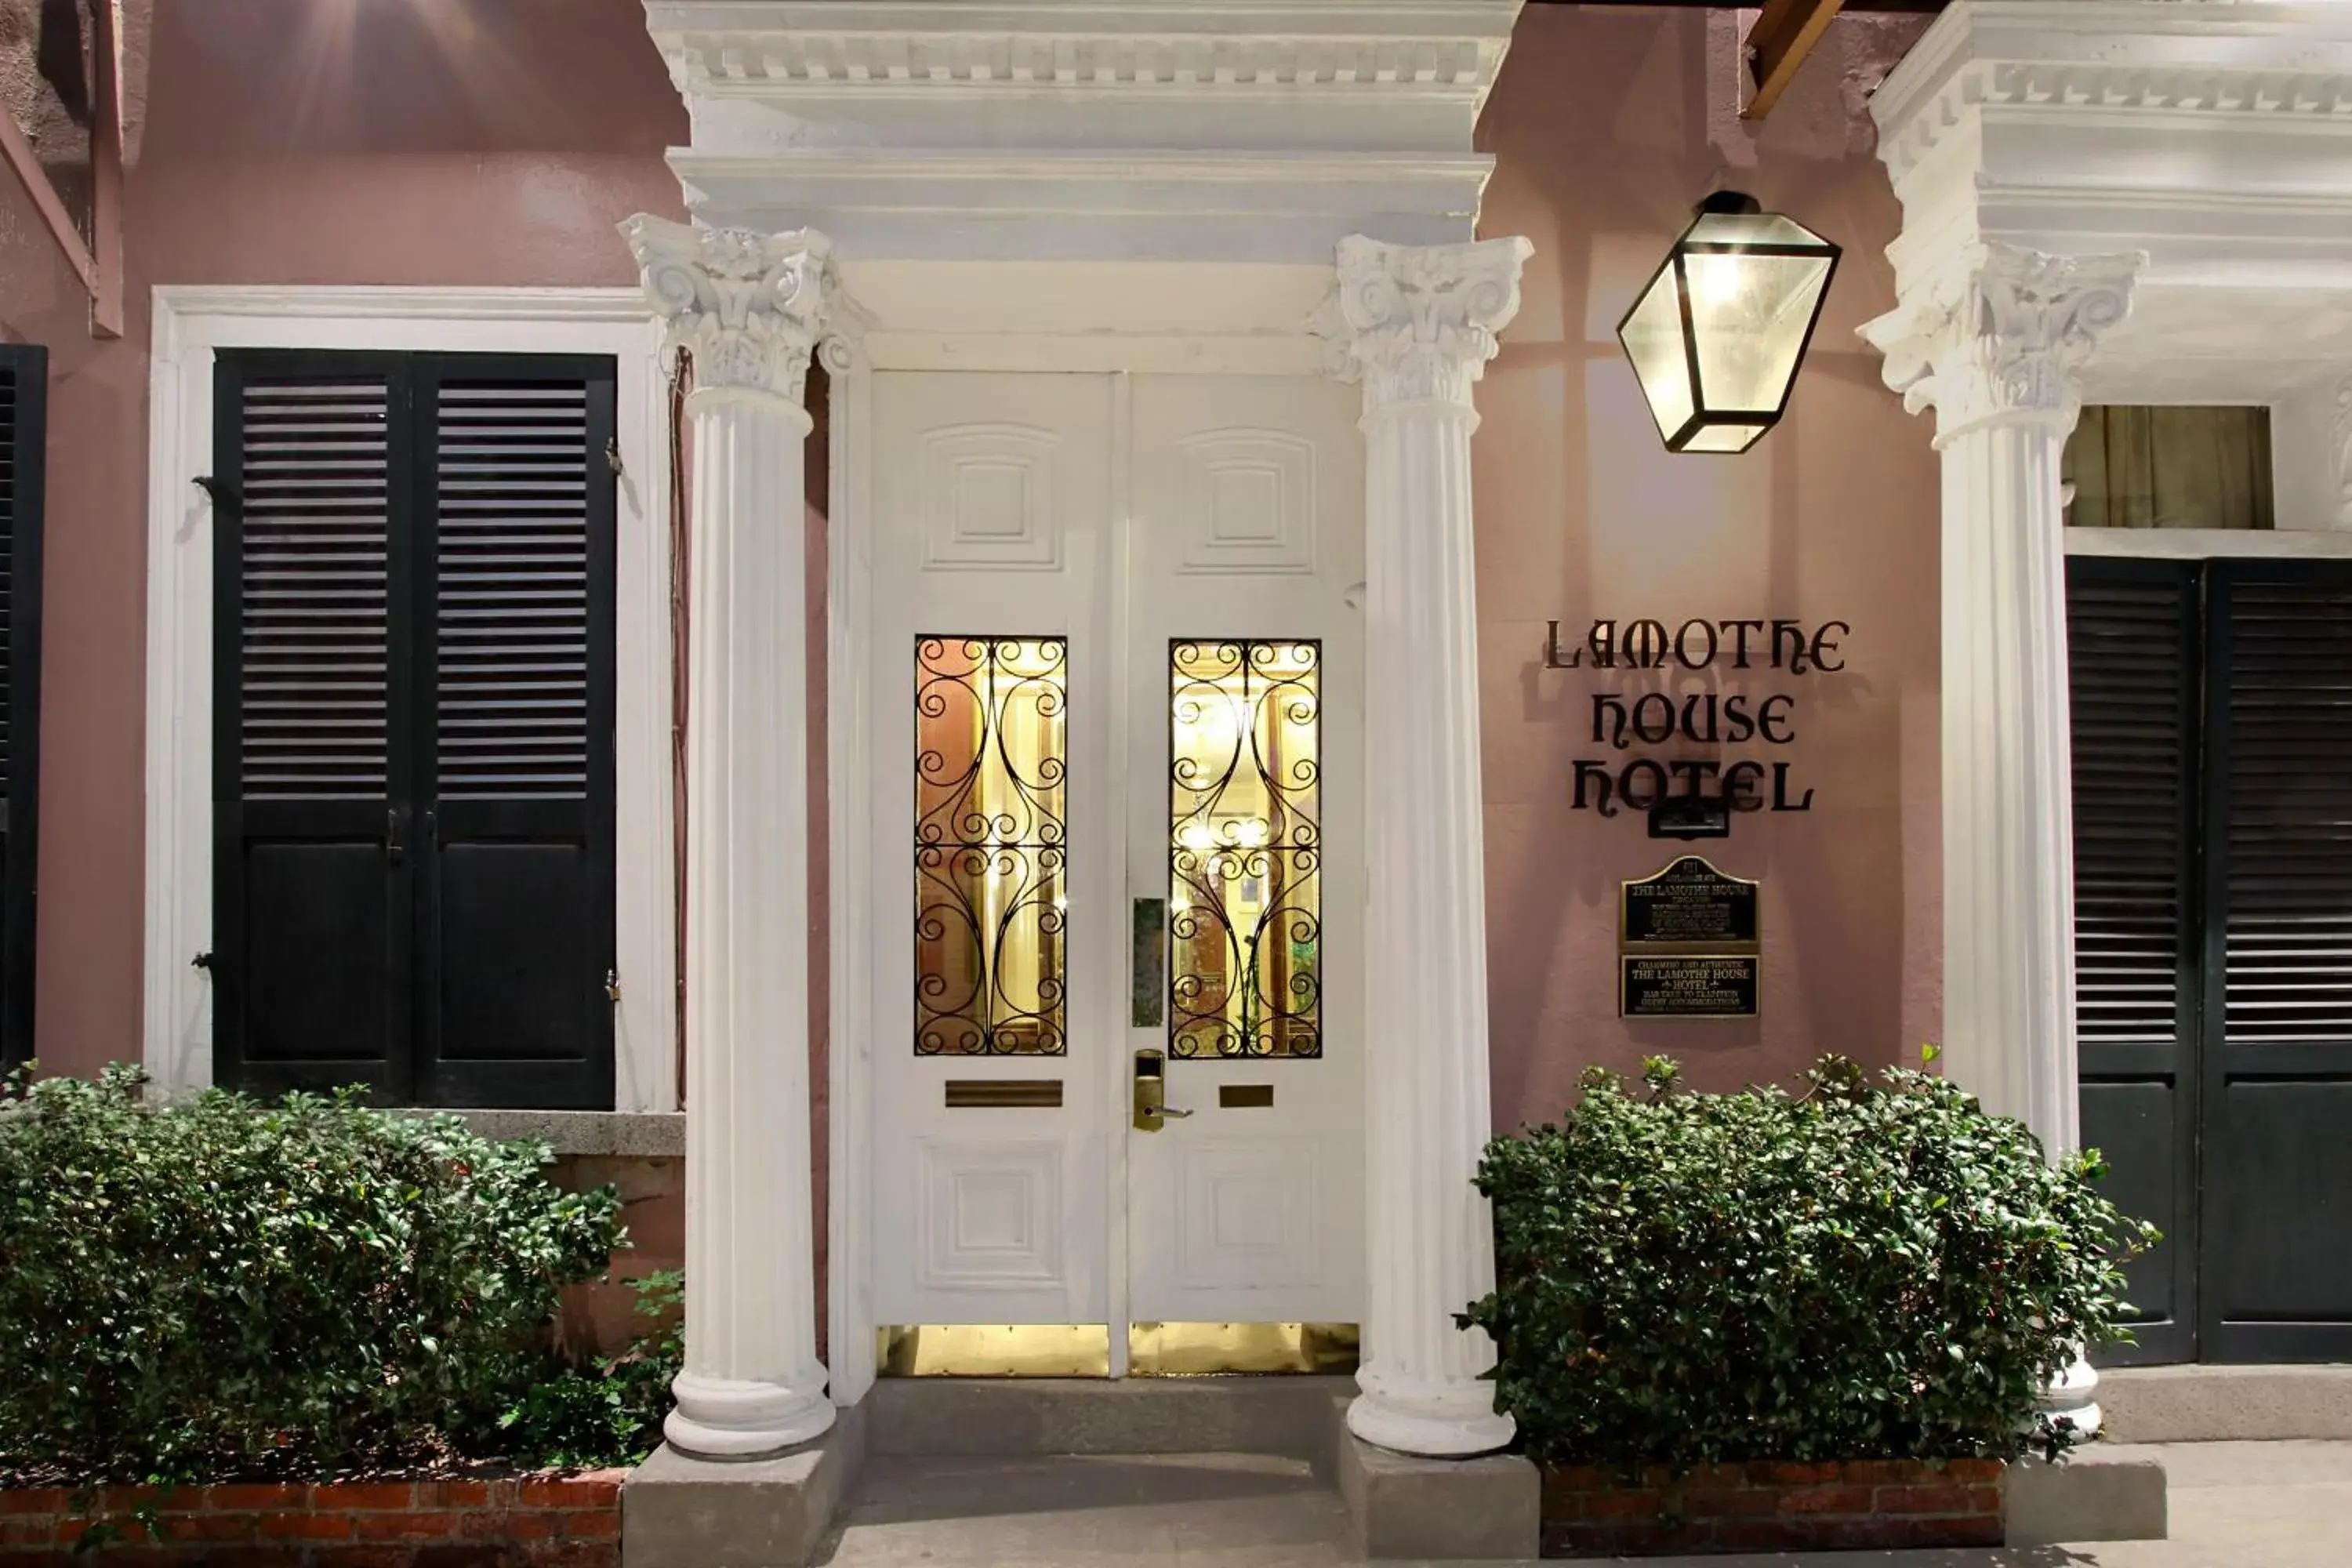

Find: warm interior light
1617;192;1841;456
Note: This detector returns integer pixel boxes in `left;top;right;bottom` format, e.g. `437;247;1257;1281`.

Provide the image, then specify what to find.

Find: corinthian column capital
1316;234;1534;412
1861;242;2144;448
620;214;837;405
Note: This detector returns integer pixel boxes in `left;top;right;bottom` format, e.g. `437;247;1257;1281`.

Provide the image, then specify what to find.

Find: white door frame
820;284;1337;1406
141;286;678;1112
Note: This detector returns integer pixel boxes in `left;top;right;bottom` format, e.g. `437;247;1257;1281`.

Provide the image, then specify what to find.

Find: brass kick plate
1129;1322;1360;1377
1218;1084;1274;1109
945;1079;1064;1109
878;1324;1110;1377
875;1323;1361;1377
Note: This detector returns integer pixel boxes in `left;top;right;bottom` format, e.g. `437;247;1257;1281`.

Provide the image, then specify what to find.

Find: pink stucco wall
1473;5;1943;1131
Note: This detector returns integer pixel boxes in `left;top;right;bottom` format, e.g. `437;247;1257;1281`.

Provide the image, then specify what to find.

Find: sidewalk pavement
811;1440;2352;1566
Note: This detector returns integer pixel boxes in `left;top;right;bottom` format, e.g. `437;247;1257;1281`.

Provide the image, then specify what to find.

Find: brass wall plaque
1621;855;1759;946
1219;1083;1275;1109
1620;955;1759;1019
944;1079;1064;1109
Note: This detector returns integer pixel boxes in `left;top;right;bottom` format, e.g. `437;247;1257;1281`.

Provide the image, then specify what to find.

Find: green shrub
1461;1054;2158;1469
496;1269;683;1468
0;1065;624;1484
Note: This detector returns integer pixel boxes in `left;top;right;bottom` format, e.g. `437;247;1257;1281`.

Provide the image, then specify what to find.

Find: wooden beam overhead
1743;0;1848;120
0;2;125;339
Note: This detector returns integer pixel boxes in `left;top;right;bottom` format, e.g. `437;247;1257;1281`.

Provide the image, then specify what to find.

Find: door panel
870;372;1117;1329
213;359;413;1098
1124;374;1366;1330
214;351;616;1108
0;345;44;1073
415;361;617;1109
2201;561;2352;1361
2066;556;2200;1364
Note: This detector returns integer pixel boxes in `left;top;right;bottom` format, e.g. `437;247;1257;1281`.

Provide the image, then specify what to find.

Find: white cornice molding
648;1;1523;261
647;1;1519;100
1875;2;2352;189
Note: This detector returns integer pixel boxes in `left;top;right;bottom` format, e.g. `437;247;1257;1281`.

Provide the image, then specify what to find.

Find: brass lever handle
1132;1049;1192;1131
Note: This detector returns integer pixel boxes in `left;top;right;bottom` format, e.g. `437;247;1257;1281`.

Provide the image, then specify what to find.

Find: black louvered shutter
213;351;615;1108
2066;555;2200;1365
0;346;45;1073
213;355;413;1096
2201;561;2352;1360
413;358;615;1109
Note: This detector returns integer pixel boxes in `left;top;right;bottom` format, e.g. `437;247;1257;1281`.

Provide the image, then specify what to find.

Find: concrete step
864;1374;1357;1463
2102;1363;2352;1443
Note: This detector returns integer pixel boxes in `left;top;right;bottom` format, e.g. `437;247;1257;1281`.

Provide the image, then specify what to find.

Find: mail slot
944;1079;1064;1109
1219;1084;1274;1109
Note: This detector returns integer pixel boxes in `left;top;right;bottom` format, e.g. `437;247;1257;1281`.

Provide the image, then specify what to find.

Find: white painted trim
822;334;878;1406
141;285;678;1113
2063;526;2352;559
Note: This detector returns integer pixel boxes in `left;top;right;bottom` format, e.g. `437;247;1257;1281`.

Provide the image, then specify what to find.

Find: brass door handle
1132;1048;1192;1131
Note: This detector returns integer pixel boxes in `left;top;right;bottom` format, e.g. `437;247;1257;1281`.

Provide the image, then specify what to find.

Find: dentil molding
1316;235;1534;411
620;215;838;402
1861;243;2146;447
648;2;1519;101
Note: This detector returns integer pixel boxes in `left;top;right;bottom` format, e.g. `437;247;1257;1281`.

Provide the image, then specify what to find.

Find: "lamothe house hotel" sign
1546;615;1847;823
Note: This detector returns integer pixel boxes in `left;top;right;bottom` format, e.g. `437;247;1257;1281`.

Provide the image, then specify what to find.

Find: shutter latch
191;951;212;971
604;437;624;477
605;969;623;1003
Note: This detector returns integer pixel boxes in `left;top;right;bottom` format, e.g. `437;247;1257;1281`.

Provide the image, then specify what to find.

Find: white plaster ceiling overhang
1869;0;2352;401
644;0;1523;263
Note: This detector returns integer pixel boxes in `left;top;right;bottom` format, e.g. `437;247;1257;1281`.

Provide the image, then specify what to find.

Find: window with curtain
2063;406;2274;531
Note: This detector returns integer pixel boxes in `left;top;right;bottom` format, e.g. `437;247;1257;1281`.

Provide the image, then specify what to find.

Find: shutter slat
2223;578;2352;1047
2069;567;2193;1050
238;377;392;800
433;379;593;801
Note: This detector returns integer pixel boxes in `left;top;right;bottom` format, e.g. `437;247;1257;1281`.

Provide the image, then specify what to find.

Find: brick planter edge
1541;1457;2006;1557
0;1472;626;1566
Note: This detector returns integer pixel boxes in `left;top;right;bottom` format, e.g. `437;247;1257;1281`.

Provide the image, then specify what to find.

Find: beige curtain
2064;405;2274;530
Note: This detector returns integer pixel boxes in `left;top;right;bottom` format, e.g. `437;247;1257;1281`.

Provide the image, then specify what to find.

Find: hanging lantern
1617;191;1842;455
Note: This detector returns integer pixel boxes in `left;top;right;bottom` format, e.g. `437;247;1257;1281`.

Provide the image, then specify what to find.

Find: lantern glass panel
1684;423;1767;455
1683;248;1835;417
1619;263;1693;444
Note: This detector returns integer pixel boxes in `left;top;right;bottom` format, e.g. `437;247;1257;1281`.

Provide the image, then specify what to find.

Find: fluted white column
623;216;837;1458
1864;241;2143;1437
1318;233;1532;1459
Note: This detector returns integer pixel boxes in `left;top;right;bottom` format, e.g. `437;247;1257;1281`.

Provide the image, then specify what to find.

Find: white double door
867;369;1366;1359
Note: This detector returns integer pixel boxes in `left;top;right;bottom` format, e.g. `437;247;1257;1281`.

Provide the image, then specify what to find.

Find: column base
666;1371;838;1461
2038;1353;2103;1441
1347;1378;1515;1459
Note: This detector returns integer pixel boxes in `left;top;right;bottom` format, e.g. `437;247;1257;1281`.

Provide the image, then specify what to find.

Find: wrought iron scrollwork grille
1169;640;1322;1059
914;636;1069;1056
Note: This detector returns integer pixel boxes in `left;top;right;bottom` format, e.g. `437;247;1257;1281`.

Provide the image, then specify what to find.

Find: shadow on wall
1471;5;1942;1129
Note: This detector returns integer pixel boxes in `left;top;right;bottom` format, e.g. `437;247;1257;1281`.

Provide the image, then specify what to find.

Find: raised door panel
869;372;1116;1327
